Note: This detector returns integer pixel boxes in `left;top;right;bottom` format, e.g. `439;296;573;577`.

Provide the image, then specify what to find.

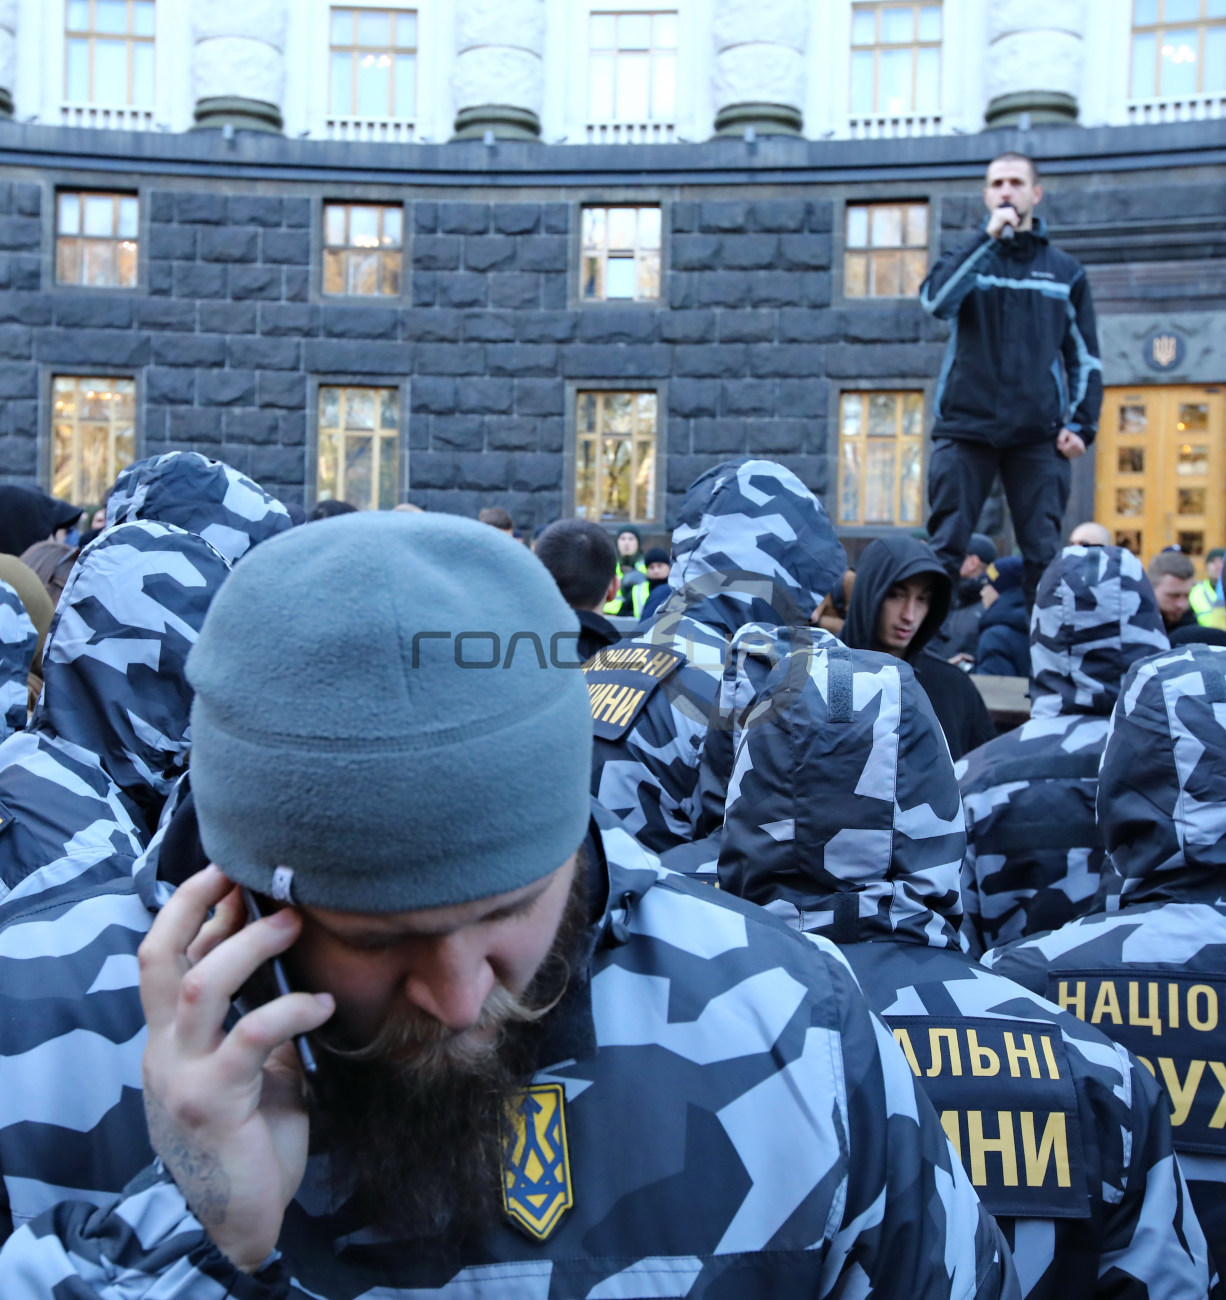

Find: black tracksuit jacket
920;217;1102;448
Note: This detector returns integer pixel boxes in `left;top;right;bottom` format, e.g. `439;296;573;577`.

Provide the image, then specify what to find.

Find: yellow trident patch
501;1083;573;1240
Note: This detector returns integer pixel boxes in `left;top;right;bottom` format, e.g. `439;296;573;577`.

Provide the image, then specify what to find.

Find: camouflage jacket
957;546;1168;955
985;643;1226;1278
716;632;1213;1297
0;522;232;903
0;581;36;741
106;450;292;564
589;459;846;855
0;799;1018;1299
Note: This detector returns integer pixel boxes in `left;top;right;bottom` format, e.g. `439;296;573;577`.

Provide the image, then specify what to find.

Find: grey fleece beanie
186;511;593;911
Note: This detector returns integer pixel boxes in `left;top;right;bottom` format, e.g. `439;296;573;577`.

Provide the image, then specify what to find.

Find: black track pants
927;437;1071;610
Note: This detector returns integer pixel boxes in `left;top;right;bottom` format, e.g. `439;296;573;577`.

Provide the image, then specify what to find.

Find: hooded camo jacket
956;546;1170;955
0;582;37;741
0;797;1018;1299
985;643;1226;1277
714;630;1212;1298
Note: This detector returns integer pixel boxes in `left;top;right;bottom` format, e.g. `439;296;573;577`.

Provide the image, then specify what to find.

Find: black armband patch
582;645;685;741
886;1014;1090;1219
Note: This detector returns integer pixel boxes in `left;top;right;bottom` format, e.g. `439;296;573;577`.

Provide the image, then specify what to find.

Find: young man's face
983;158;1042;226
646;560;669;581
616;531;639;558
877;575;934;657
1153;574;1194;628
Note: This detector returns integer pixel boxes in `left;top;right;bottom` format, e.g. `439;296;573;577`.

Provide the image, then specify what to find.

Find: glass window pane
1210;0;1226;17
851;8;876;43
1131;33;1157;98
83;239;118;286
1159;29;1199;95
52;425;74;502
580;391;597;434
378;436;399;510
1118;447;1145;472
344;434;373;509
1178;444;1208;474
916;47;939;112
132;42;153;105
653;51;676;118
324;204;346;247
905;204;928;245
66;38;89;99
1178;530;1204;555
382;206;403;246
346;389;375;429
608;207;636;249
846;205;869;247
590;13;615;47
918;5;941;40
393;53;416;116
349;205;379;247
634;437;656;521
589;53;614;118
1165;0;1199;20
868;392;897;435
84;195;115;236
637;251;661;300
871;205;902;246
839;440;861;524
396;12;417;45
606;392;633;432
59;192;81;235
1133;0;1158;21
575;438;595;517
1116;487;1145;516
378;251;401;295
844;251;869;296
357;11;390;45
865;443;896;523
654;12;678;47
1115;529;1142;555
635;391;657;423
583;207;606;248
133;1;156;36
348;250;376;294
66;0;90;31
617;52;650;119
606;255;636;298
850;49;875;113
582;254;602;299
637;206;662;249
902;392;924;436
1179;402;1209;430
871;249;902;295
117;239;137;286
620;14;651;48
331;8;352;44
1178;487;1206;514
842;393;864;436
881;7;914;42
1205;28;1226;92
899;444;922;522
379;388;399;428
95;0;128;34
902;249;927;296
93;39;128;104
1120;403;1148;434
57;237;82;284
113;378;136;414
317;428;339;500
602;437;631;519
356;56;391;116
320;386;341;426
331;51;354;114
880;46;913;113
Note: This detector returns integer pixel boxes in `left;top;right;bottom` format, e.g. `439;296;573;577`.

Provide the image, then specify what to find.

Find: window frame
1128;0;1226;100
576;202;664;305
307;375;410;509
41;366;142;501
564;379;667;528
568;195;668;309
585;8;680;126
849;0;943;118
63;0;156;108
313;196;409;301
53;187;143;290
840;198;931;300
326;5;419;122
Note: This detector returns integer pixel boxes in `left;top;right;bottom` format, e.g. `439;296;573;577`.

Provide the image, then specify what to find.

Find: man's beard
307;858;592;1241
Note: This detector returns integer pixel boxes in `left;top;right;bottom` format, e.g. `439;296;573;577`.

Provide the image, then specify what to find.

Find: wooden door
1096;385;1226;570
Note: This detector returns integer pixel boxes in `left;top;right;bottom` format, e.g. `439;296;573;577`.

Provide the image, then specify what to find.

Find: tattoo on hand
146;1094;232;1229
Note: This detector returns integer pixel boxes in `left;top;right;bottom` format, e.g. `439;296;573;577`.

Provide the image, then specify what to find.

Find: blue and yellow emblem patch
501;1083;573;1240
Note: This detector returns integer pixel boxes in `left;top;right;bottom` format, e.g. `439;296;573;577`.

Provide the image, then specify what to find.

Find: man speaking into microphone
920;151;1102;610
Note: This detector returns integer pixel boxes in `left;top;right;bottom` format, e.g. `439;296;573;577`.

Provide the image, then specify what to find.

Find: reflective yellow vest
603;560;648;616
1189;578;1223;628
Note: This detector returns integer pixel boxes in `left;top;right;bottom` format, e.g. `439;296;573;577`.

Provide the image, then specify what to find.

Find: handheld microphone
998;203;1016;242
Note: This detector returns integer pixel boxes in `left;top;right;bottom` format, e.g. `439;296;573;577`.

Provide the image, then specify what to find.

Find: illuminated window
575;391;658;523
850;2;941;116
581;206;661;301
1130;0;1226;99
317;386;401;510
844;201;928;298
322;202;403;296
329;7;417;118
51;376;136;503
838;391;924;526
65;0;155;105
56;191;139;287
588;11;677;122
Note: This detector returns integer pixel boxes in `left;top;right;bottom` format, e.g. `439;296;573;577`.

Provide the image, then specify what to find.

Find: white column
984;0;1084;127
712;0;807;136
191;0;287;133
452;0;544;140
0;0;15;118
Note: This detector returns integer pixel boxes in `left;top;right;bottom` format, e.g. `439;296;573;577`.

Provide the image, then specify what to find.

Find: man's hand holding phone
138;864;335;1273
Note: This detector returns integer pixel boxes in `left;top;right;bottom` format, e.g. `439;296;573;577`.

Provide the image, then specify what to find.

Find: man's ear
604;574;620;603
1032;183;1043;207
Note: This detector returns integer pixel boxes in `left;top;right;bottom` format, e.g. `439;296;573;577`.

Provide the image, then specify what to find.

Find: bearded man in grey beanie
0;512;1019;1299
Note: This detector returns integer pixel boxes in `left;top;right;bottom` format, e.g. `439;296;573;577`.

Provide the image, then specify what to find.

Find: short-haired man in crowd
534;517;621;660
1147;549;1198;634
478;505;515;536
0;512;1019;1299
920;152;1102;611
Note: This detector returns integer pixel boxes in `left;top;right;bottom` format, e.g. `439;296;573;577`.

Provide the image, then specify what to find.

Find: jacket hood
665;460;846;636
718;633;966;949
0;581;38;739
1030;545;1168;719
841;535;951;660
0;486;79;557
30;521;232;815
106;452;291;564
1098;643;1226;902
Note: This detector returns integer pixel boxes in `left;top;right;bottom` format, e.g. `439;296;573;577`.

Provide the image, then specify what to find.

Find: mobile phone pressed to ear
238;887;318;1078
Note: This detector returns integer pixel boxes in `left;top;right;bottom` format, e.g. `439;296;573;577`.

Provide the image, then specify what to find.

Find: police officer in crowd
985;642;1226;1275
0;511;1020;1299
716;631;1212;1296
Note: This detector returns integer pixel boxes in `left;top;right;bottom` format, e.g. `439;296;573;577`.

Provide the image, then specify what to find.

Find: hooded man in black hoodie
842;535;995;760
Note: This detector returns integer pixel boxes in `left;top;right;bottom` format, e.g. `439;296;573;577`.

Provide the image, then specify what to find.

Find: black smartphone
237;887;318;1078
